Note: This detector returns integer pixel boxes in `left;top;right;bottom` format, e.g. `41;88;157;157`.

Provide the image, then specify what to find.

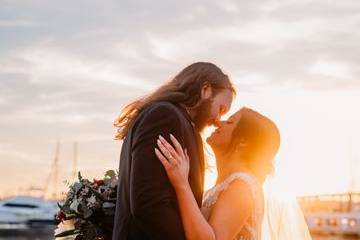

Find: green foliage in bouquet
55;170;118;240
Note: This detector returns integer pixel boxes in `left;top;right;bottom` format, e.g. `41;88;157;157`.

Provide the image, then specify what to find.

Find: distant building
298;192;360;236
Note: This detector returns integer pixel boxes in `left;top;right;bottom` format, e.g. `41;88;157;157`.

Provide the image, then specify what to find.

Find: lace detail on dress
201;172;264;240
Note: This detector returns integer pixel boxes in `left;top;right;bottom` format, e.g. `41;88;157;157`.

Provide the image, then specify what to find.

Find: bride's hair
229;108;280;168
114;62;235;140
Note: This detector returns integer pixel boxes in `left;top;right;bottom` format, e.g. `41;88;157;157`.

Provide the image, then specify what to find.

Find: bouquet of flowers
54;170;118;240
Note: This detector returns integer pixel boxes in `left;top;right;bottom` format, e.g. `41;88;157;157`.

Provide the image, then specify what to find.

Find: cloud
309;60;354;79
2;0;360;88
0;19;40;27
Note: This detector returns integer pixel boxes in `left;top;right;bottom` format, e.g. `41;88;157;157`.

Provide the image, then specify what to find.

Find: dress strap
203;172;259;208
223;172;259;192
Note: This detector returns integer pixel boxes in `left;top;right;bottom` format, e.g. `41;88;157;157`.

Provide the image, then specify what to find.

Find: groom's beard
192;98;213;132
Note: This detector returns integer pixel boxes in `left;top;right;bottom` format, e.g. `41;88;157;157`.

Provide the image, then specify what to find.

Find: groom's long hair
114;62;235;140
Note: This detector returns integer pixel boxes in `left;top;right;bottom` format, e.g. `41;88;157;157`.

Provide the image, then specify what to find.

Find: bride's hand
155;134;190;190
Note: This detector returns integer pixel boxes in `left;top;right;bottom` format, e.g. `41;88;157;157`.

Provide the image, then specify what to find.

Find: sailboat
0;140;79;232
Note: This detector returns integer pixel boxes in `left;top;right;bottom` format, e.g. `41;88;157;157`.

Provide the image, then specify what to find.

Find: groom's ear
201;82;212;100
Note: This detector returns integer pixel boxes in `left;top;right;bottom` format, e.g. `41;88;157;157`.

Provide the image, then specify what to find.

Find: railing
298;192;360;213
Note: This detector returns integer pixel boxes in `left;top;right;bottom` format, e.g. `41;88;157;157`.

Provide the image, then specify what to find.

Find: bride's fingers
158;135;180;160
155;148;171;169
184;148;190;162
169;134;185;159
157;138;179;165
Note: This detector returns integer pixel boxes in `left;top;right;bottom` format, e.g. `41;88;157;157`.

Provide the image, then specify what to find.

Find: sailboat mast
72;141;78;180
52;139;60;199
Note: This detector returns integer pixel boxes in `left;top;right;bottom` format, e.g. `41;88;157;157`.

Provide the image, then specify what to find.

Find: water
0;226;55;240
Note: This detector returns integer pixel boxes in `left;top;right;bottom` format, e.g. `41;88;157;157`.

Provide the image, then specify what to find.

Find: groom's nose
213;114;222;125
213;120;222;128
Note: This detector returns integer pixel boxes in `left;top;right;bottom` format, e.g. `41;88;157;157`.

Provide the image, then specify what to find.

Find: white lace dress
201;172;264;240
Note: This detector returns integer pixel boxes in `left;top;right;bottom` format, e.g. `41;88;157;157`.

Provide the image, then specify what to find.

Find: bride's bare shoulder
214;179;254;213
207;179;254;238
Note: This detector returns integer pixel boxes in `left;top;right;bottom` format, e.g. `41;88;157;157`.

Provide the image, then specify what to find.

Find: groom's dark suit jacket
112;101;205;240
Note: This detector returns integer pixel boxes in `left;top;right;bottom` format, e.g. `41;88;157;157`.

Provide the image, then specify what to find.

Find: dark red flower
93;179;104;185
56;210;66;224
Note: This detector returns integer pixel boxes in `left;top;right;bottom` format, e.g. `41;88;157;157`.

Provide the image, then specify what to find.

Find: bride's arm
155;135;253;240
172;179;216;240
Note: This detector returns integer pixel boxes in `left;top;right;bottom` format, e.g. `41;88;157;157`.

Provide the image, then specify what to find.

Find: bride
155;107;311;240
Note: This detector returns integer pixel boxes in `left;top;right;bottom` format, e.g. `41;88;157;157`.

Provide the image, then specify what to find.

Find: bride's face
206;110;243;154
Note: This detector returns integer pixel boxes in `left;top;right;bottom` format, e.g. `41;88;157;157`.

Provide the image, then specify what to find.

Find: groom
112;62;235;240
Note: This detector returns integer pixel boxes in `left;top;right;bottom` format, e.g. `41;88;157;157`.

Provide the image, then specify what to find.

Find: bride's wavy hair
228;108;280;170
114;62;236;140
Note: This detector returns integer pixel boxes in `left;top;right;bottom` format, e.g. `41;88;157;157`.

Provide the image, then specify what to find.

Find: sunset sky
0;0;359;198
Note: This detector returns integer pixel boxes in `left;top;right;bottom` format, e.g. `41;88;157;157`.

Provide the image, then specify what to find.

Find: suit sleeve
130;104;187;240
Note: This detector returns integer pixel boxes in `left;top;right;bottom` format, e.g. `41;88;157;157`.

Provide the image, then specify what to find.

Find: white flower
102;202;115;208
87;195;97;207
70;199;80;213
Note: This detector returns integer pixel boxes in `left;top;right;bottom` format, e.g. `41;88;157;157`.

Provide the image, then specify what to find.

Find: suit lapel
170;102;205;205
